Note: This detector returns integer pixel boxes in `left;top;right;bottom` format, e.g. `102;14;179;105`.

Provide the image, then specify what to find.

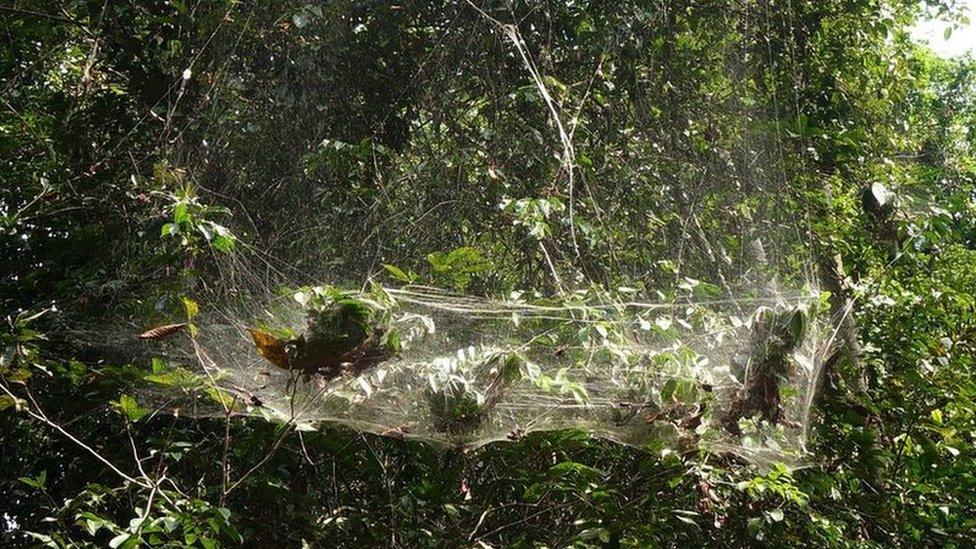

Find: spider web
122;2;844;467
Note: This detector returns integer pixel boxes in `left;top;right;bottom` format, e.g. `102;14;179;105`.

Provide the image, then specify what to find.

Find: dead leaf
248;329;289;370
137;323;188;340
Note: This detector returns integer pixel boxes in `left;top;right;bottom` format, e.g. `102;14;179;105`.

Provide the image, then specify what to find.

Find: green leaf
382;263;414;283
548;460;604;479
145;364;203;389
577;527;611;542
211;234;235;253
747;516;763;537
523;482;547;502
674;514;699;526
206;387;237;410
661;378;677;401
173;203;190;224
182;296;199;320
426;247;493;289
500;353;524;383
115;394;148;422
0;395;21;411
78;512;110;535
18;470;46;489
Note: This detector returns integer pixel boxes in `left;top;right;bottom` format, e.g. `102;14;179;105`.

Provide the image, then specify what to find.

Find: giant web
125;3;847;467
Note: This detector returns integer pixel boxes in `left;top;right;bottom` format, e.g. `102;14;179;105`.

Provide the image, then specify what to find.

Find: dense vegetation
2;0;975;546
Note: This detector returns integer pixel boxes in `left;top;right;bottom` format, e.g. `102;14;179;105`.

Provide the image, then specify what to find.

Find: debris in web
426;349;525;436
134;280;834;467
718;304;809;435
247;286;400;386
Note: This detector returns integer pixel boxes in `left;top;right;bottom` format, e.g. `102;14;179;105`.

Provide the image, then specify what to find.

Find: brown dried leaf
248;329;289;370
137;323;188;340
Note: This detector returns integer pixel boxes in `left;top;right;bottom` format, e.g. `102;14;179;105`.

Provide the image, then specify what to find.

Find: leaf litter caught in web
137;323;188;340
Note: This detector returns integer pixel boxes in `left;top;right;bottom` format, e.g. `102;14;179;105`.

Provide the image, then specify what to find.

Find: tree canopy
2;0;976;546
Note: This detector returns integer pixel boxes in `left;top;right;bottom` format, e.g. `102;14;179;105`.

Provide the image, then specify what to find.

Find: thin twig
223;423;293;495
0;6;84;26
466;0;581;260
0;381;150;488
219;395;238;505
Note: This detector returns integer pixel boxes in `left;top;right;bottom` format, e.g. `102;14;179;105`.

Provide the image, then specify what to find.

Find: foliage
2;0;976;546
